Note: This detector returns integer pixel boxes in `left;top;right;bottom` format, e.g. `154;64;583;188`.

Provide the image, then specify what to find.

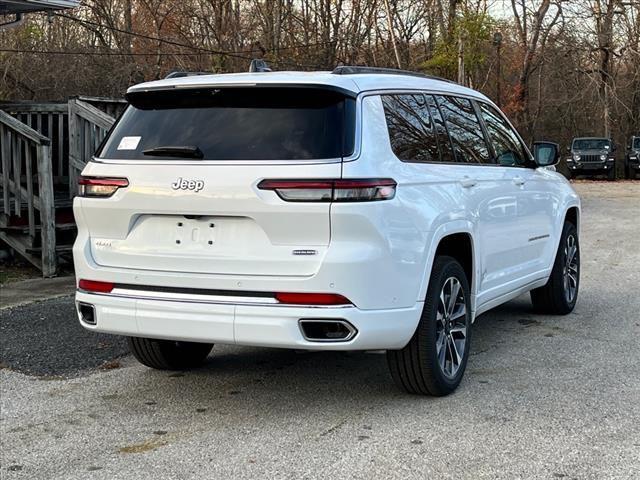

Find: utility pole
457;32;465;85
493;31;503;107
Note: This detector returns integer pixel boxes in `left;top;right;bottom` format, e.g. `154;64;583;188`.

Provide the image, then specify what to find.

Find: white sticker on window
117;136;141;150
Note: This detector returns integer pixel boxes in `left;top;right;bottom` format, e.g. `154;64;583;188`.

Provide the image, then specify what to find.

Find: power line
54;12;253;61
0;45;322;70
0;48;213;57
55;12;337;56
53;12;327;69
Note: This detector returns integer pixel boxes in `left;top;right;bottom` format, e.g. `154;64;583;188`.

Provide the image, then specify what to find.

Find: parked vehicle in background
566;137;616;180
73;67;581;396
625;136;640;179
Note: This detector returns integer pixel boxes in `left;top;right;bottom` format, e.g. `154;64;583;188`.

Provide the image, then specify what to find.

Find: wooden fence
0;97;125;276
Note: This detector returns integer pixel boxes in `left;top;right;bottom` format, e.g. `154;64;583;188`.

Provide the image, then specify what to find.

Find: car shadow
121;294;541;409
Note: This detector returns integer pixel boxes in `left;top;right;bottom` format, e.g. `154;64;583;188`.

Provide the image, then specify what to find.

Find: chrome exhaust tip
77;302;97;325
299;319;357;342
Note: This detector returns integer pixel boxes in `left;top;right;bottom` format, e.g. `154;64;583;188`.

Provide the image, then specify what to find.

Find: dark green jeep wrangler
566;137;616;180
625;135;639;179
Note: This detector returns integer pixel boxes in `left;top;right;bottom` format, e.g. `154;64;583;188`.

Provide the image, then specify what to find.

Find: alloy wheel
435;277;468;379
563;234;579;303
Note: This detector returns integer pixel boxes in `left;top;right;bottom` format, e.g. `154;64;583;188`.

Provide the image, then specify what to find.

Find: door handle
460;176;477;188
512;175;526;186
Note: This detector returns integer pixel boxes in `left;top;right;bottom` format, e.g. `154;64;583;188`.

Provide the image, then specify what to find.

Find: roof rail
331;66;455;84
165;71;212;79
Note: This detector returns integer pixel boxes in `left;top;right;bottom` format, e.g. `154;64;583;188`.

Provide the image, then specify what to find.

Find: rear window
98;87;355;160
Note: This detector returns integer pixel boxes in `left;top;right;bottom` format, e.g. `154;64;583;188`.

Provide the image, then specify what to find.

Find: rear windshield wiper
142;146;204;159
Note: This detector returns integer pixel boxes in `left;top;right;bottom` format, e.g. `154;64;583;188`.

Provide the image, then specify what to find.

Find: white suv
73;66;580;395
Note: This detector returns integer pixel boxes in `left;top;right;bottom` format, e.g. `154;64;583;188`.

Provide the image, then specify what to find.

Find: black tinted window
381;94;439;162
436;96;491;164
479;103;527;166
426;95;455;162
634;138;640;149
99;88;355;160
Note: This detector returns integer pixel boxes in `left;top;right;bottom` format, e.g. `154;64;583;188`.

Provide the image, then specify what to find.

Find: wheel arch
546;202;581;278
418;222;478;320
565;205;580;231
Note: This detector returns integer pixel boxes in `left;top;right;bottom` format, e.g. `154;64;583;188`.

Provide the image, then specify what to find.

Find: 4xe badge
171;178;204;192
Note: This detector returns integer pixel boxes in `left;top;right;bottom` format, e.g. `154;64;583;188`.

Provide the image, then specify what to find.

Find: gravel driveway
1;181;639;479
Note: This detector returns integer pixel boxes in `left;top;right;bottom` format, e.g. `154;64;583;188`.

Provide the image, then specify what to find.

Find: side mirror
533;141;560;167
565;145;572;153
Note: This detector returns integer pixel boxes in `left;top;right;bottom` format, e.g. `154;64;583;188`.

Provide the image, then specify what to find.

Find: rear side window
436;96;492;164
479;103;528;167
381;94;439;162
425;95;455;163
98;87;355;160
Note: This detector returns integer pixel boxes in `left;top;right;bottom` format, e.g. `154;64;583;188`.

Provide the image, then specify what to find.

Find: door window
381;94;440;163
435;96;492;164
479;103;528;167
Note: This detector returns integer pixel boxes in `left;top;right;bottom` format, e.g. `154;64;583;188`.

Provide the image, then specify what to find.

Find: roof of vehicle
127;70;490;102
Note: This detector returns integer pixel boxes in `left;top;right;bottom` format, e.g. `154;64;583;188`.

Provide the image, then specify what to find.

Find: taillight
257;178;396;202
275;292;352;306
78;176;129;197
78;279;114;293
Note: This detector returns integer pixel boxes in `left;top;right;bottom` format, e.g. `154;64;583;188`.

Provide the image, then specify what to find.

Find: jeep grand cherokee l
73;66;581;396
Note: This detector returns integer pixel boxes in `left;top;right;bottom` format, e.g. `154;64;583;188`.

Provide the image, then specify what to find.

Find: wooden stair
1;98;122;276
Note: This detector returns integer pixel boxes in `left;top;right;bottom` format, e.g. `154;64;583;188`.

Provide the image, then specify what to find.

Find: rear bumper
75;291;422;350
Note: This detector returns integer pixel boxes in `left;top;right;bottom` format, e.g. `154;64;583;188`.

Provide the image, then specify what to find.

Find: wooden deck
0;97;126;276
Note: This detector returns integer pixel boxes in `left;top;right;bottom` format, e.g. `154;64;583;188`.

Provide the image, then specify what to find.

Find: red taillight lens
78;279;114;293
78;176;129;197
257;178;396;202
275;292;352;305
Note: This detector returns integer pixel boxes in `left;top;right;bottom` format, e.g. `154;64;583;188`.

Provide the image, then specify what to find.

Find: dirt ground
1;180;639;480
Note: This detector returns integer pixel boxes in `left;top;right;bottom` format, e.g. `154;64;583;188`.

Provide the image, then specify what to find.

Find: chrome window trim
358;88;535;168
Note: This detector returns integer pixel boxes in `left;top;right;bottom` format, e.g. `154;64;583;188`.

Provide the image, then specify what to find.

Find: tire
387;256;471;396
127;337;213;370
607;168;615;181
530;221;579;315
628;166;636;180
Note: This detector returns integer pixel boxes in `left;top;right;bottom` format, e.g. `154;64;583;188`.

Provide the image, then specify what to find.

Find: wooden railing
0;97;124;276
0;110;56;276
1;103;69;189
68;98;116;196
